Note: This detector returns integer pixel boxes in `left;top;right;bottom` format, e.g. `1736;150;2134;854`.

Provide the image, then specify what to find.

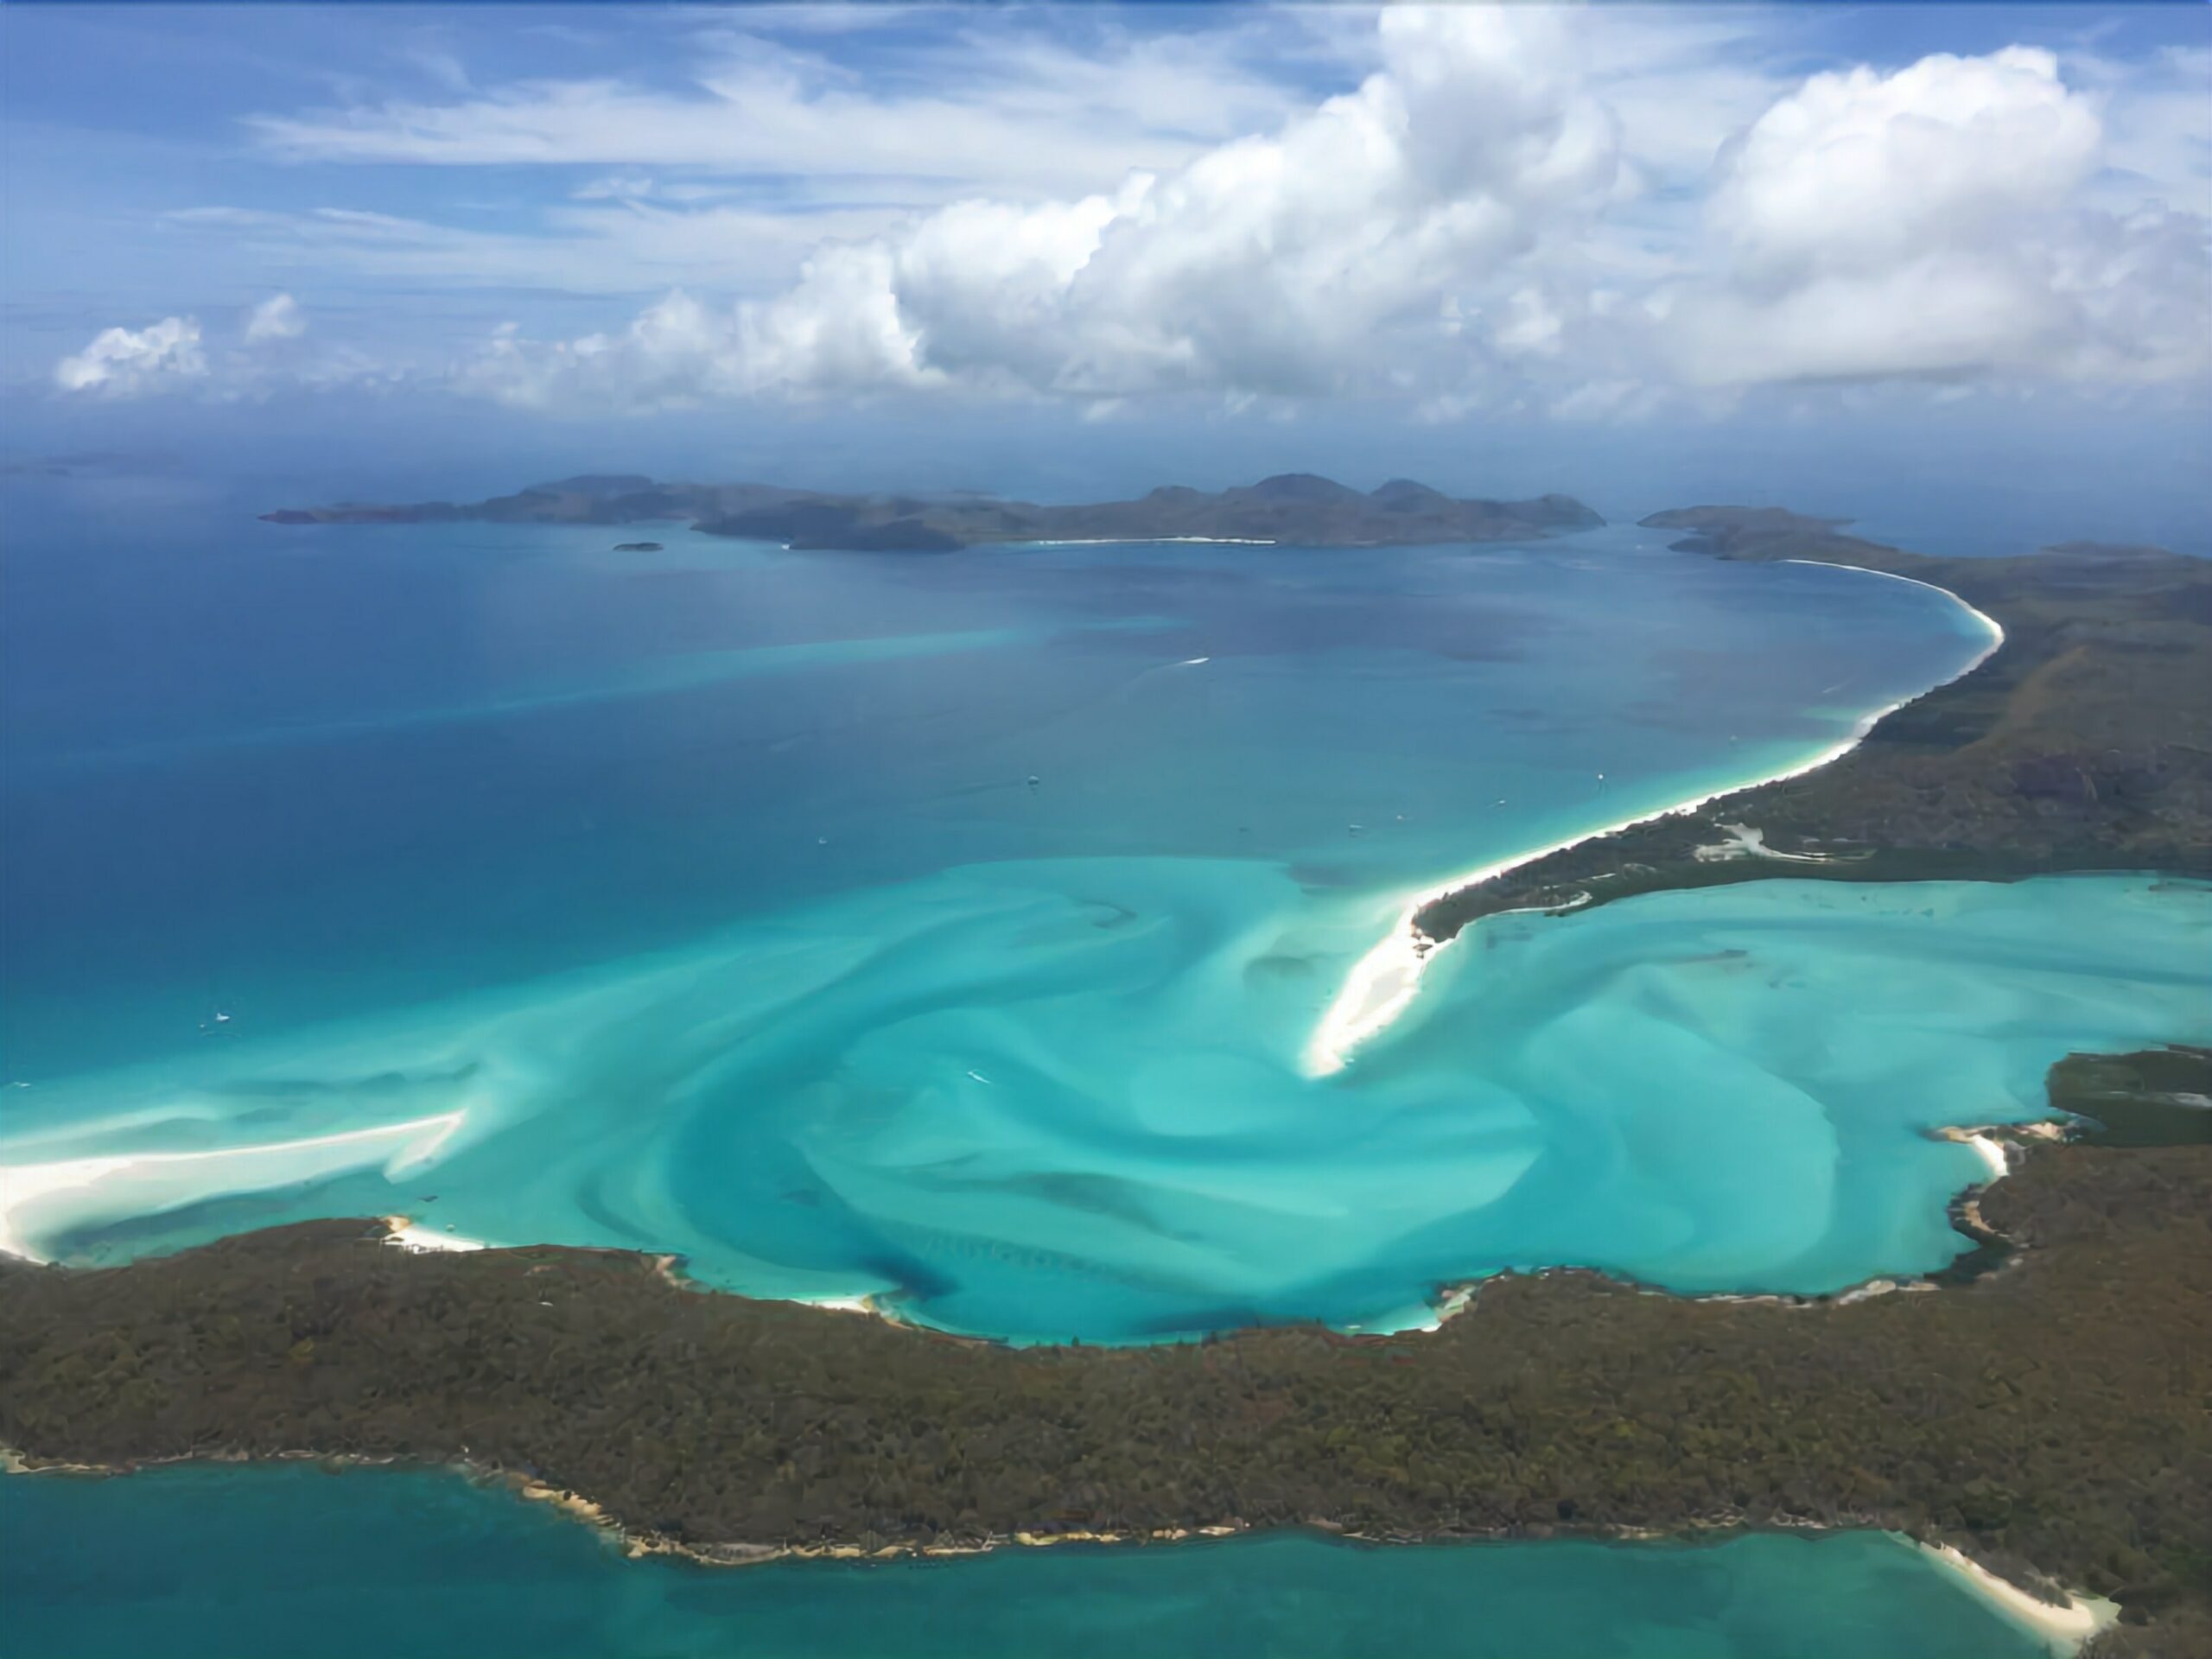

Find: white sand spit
1304;567;2004;1075
0;1112;466;1264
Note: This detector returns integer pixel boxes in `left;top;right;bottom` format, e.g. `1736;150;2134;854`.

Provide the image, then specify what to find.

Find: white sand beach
0;1111;467;1264
797;1294;880;1316
1964;1133;2011;1183
1918;1541;2119;1649
1304;569;2005;1076
382;1216;490;1253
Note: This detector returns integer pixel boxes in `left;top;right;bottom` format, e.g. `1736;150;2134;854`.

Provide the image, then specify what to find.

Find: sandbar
0;1112;465;1264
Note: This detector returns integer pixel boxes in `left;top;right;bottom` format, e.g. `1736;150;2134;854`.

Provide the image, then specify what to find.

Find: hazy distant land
262;472;1604;550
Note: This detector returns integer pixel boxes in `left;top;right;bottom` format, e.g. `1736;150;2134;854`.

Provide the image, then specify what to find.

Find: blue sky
4;3;2208;539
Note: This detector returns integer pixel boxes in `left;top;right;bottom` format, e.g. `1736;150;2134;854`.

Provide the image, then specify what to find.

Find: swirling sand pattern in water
5;868;2203;1343
6;518;2201;1342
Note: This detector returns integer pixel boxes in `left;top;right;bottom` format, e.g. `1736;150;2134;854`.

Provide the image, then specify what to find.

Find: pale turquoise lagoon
3;508;2205;1343
0;1464;2066;1659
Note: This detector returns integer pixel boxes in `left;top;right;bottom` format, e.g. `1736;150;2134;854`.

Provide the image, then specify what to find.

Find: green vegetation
2050;1046;2212;1148
260;472;1603;550
1416;510;2212;944
5;1049;2209;1650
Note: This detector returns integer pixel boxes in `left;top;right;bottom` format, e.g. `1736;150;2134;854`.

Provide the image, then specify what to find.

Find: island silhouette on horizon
262;472;1604;551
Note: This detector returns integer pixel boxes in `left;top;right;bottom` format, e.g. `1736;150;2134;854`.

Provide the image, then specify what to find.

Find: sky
3;2;2209;542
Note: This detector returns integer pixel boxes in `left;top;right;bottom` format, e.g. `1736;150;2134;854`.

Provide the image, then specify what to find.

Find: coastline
4;1103;2204;1647
1019;536;1278;546
5;1123;2126;1658
1918;1541;2120;1649
5;510;2200;1650
1415;1114;2052;1335
381;1215;489;1254
0;1440;2113;1651
1303;564;2006;1075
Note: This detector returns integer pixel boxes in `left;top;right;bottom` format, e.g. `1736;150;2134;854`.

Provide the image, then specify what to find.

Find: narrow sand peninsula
0;1111;465;1264
1304;567;2005;1076
1918;1541;2119;1649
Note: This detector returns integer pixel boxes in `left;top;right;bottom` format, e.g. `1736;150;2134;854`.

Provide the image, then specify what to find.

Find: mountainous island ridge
262;472;1605;550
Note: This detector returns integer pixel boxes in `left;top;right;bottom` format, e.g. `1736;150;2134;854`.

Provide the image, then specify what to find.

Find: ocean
6;491;2203;1340
0;1465;2064;1659
3;478;2201;1654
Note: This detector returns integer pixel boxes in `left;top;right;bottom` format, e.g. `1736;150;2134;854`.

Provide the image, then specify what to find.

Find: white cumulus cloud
1669;47;2209;385
48;14;2212;417
244;292;308;343
461;7;1622;410
54;317;209;397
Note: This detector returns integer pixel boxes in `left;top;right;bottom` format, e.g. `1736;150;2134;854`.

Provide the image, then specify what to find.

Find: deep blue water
0;493;1974;1076
0;1465;2063;1659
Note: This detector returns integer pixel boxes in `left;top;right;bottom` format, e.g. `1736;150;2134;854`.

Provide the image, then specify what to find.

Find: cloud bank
461;9;1620;410
1669;47;2208;385
49;9;2212;414
54;318;208;398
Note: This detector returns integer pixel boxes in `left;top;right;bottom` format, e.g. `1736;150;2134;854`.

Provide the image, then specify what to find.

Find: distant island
261;473;1604;551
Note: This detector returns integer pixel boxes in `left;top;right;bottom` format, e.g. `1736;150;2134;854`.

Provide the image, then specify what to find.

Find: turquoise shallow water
1;493;2196;1649
0;1465;2062;1659
3;514;1981;1077
3;505;2205;1341
11;869;2205;1341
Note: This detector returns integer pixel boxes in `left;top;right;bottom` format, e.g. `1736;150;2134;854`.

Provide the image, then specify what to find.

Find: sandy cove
1920;1542;2120;1648
1413;1113;2072;1335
